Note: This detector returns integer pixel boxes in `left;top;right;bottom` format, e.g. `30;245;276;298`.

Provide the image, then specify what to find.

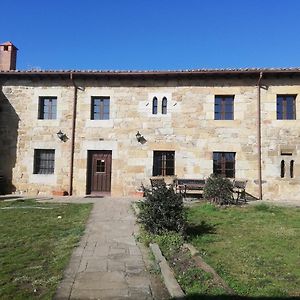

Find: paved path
53;197;154;300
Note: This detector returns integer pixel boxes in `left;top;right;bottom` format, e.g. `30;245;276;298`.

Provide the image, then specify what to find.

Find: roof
1;68;300;78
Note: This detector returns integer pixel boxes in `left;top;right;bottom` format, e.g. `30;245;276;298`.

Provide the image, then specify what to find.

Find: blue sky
1;0;300;70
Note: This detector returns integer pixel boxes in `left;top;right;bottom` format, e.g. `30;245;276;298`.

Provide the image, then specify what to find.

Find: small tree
138;184;186;234
203;174;233;205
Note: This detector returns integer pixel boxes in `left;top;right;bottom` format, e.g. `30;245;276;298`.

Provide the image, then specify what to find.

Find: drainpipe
257;72;263;200
69;73;78;196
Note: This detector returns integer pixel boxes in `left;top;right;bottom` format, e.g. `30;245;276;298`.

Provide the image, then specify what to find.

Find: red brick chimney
0;41;18;71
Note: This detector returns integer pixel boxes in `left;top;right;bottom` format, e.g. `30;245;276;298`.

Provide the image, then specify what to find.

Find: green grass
177;267;225;296
0;199;92;300
137;228;184;259
138;227;227;296
187;202;300;297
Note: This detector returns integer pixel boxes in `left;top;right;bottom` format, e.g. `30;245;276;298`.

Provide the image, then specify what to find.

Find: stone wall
0;76;299;201
0;81;73;195
260;79;300;200
0;86;19;192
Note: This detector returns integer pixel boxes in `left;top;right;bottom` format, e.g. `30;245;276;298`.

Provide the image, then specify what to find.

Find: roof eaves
1;68;300;77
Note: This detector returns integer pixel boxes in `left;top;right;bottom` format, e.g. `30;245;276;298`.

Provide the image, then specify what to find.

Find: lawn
0;199;92;300
187;203;300;297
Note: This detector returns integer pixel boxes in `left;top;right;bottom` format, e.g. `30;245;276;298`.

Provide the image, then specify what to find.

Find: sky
1;0;300;70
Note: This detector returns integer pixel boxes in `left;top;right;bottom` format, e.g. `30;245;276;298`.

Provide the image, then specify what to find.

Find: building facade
0;42;299;201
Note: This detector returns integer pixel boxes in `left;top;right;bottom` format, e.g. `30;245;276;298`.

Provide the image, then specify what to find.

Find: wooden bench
176;179;206;197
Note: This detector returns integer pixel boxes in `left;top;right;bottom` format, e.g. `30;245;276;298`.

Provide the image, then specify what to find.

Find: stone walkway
53;197;154;300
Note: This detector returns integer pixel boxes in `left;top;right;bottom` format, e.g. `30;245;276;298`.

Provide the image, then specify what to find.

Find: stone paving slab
53;197;153;300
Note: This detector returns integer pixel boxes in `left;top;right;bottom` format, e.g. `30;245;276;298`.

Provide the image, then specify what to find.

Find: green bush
203;174;234;205
138;184;186;234
138;229;184;259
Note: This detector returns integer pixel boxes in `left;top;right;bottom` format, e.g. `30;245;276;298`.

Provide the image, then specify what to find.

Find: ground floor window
34;149;55;174
153;151;175;176
280;159;295;179
213;152;235;178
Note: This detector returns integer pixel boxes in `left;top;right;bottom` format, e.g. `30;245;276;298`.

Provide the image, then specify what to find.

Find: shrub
138;184;186;234
138;229;184;259
203;174;234;205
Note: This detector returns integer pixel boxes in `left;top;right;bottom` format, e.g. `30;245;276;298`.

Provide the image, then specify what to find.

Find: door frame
86;150;112;195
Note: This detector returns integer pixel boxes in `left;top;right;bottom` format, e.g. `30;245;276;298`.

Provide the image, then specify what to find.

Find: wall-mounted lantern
136;131;147;144
57;130;68;142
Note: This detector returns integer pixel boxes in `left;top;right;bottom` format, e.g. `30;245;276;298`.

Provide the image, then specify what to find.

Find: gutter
257;72;263;200
69;72;78;196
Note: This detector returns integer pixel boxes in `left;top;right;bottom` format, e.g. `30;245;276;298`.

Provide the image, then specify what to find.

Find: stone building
0;41;299;201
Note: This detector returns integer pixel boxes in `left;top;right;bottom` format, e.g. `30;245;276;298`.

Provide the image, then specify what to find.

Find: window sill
29;174;57;184
85;119;113;128
36;119;59;126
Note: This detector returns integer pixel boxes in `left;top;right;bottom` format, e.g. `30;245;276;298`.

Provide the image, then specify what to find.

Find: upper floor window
213;152;235;178
162;97;167;114
277;95;296;120
38;97;57;120
215;95;234;120
91;97;110;120
153;151;175;176
152;97;158;114
34;149;55;174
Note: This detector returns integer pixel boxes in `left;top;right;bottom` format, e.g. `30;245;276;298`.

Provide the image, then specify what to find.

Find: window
4;45;8;51
277;95;296;120
213;152;235;178
153;151;175;176
151;96;169;115
280;160;285;178
152;97;158;114
96;160;105;173
290;160;294;178
280;150;295;179
162;97;167;114
215;95;234;120
38;97;57;119
34;149;55;174
91;97;110;120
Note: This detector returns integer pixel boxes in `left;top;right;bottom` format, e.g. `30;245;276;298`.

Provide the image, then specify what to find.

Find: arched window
290;160;294;178
280;160;285;178
152;97;158;114
162;97;167;114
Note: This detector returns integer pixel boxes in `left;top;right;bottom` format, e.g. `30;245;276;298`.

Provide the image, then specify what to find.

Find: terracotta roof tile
1;68;300;76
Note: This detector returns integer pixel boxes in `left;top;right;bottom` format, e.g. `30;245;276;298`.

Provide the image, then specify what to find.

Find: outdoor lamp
136;131;147;144
136;131;142;142
57;130;67;142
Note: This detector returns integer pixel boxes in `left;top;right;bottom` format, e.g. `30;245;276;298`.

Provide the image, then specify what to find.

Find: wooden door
87;151;112;194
